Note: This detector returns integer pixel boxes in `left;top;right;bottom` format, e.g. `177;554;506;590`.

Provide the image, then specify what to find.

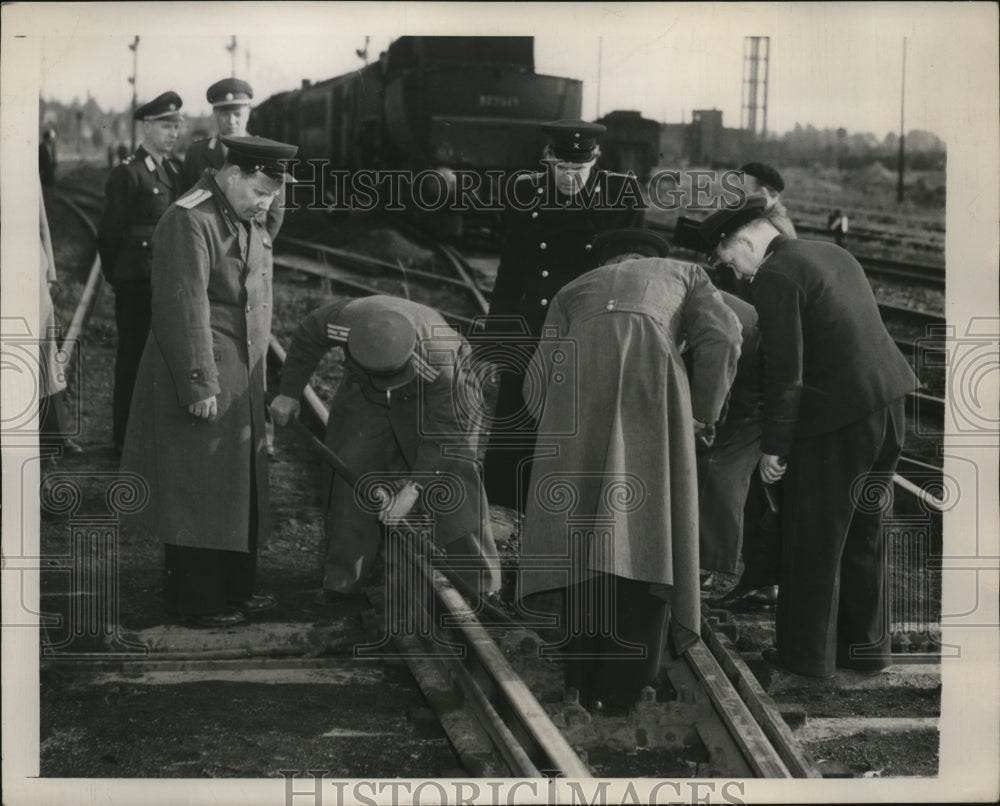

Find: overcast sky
18;2;992;141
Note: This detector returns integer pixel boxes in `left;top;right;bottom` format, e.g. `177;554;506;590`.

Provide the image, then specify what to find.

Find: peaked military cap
740;161;785;193
592;228;670;264
347;310;418;391
672;216;713;254
697;196;769;252
207;78;253;108
134;91;183;122
542;119;606;162
221;135;298;181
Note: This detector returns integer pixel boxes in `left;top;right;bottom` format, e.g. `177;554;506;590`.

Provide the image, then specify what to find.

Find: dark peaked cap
134;91;183;121
697;196;770;252
740;161;786;192
542;119;606;161
221;136;298;181
207;78;253;107
593;228;670;264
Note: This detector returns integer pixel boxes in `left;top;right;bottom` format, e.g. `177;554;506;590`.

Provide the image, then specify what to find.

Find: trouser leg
777;408;891;676
563;574;669;708
225;453;259;603
112;281;152;448
163;545;230;616
441;523;501;600
738;473;782;590
483;368;536;511
836;398;905;670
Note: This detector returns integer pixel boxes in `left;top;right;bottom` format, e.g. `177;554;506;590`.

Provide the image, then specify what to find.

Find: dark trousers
557;575;670;709
482;367;537;511
775;399;905;676
697;418;762;574
163;458;260;616
113;281;152;448
738;473;783;590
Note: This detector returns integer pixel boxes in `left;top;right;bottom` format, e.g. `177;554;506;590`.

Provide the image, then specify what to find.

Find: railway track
38;173;943;778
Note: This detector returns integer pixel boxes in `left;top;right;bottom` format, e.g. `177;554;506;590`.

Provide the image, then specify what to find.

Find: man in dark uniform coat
270;296;500;603
482;120;647;510
698;198;919;677
121;136;298;627
97;91;184;452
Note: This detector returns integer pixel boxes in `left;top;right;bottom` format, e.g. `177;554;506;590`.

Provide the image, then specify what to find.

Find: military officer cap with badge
345;310;438;391
134;91;184;122
541;119;607;162
207;77;253;109
221;135;298;182
740;161;785;193
592;228;671;265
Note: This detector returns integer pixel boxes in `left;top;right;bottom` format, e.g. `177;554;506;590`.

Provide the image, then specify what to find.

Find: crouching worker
270;295;501;604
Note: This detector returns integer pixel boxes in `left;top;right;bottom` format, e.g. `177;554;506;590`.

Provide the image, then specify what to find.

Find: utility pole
596;37;603;119
128;36;139;152
896;36;907;204
227;36;238;77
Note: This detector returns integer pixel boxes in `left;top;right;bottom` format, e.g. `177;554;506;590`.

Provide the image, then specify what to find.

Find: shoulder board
166;159;180;174
514;172;543;183
208;136;218;151
604;172;634;181
175;188;213;209
326;324;351;343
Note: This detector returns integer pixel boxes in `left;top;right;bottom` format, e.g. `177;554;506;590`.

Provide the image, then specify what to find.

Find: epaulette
175;188;213;209
514;171;544;183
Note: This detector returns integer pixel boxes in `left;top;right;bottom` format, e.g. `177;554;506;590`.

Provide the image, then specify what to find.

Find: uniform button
540;299;549;307
585;244;593;251
246;305;252;313
247;339;253;347
142;241;148;247
539;242;547;250
541;270;549;278
606;299;616;311
531;211;539;219
536;187;544;195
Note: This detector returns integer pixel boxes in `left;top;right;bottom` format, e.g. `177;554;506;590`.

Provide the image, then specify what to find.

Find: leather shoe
699;572;715;590
182;610;246;628
230;594;277;613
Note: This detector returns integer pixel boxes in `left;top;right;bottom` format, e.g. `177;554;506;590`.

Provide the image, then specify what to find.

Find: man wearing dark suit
697;197;919;678
481;120;647;510
97;91;184;452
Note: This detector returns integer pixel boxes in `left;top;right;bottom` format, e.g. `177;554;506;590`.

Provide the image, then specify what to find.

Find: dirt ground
35;163;942;779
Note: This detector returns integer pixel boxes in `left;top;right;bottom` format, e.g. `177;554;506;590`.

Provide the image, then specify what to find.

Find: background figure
39;129;57;187
96;91;184;453
121;136;296;627
739;161;796;238
481;120;646;511
271;296;500;604
828;208;849;246
698;198;919;677
38;189;82;456
517;229;741;710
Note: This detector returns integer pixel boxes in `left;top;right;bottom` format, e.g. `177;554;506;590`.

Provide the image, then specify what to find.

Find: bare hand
187;395;218;422
378;481;420;524
759;454;787;484
269;394;300;427
694;419;715;447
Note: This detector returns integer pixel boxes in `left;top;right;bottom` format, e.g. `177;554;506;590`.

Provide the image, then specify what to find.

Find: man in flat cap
269;296;501;604
97;90;185;453
516;228;741;710
739;161;796;239
696;199;918;677
122;135;298;627
482;119;647;511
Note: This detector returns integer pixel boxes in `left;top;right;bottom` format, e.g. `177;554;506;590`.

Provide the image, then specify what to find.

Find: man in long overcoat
517;229;742;710
481;120;647;511
699;198;919;677
270;295;500;602
122;136;297;627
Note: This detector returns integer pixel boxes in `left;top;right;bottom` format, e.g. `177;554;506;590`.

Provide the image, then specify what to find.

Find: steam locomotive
251;36;584;217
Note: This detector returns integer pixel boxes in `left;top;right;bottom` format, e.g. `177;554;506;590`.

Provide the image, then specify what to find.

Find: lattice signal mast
741;36;770;138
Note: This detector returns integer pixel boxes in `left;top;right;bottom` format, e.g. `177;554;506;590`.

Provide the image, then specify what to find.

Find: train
251;36;585;231
595;110;662;180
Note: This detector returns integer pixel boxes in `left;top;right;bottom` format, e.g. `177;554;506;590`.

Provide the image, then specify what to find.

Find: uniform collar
135;145;160;173
764;234;788;260
205;171;242;235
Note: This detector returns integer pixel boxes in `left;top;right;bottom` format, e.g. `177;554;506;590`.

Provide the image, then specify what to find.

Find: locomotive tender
251;35;584;210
